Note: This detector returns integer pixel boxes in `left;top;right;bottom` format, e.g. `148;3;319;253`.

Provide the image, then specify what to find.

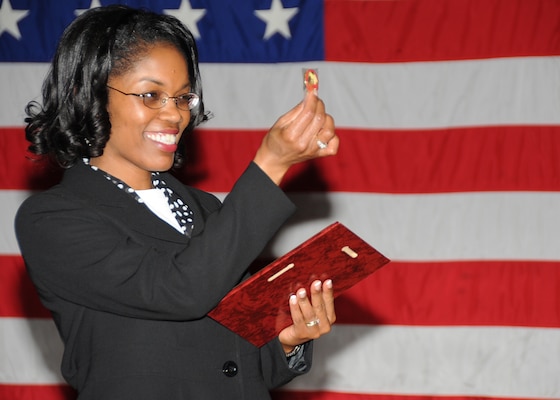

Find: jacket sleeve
15;162;296;321
260;338;313;389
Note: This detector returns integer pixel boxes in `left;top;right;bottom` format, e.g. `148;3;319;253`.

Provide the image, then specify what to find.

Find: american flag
1;0;559;399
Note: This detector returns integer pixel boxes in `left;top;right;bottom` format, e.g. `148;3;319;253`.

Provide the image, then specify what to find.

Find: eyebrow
138;78;192;92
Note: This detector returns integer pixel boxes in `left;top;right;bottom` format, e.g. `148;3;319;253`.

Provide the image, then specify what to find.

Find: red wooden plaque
208;222;390;347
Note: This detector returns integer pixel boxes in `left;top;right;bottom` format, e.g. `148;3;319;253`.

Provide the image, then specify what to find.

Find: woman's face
91;44;192;189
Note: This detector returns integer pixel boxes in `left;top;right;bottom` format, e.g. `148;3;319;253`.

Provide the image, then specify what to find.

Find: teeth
146;132;176;145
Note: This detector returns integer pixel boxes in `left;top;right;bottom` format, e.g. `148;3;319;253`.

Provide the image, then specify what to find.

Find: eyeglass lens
144;92;199;111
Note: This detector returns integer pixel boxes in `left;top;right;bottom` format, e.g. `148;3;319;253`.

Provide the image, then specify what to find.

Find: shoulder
17;184;73;215
15;183;82;231
14;185;80;254
15;162;111;231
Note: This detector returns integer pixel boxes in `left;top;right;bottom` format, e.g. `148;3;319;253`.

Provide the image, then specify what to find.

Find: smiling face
90;44;192;189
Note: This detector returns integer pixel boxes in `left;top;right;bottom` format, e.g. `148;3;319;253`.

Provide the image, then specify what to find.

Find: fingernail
290;294;297;305
325;279;333;288
314;281;322;290
298;289;307;298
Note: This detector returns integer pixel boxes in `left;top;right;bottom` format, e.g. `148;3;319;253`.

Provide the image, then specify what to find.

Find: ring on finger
306;318;320;327
317;140;328;150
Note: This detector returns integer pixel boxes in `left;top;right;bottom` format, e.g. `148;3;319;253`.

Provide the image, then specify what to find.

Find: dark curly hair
24;5;209;169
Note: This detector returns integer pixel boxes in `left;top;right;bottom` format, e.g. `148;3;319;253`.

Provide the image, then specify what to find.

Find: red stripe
0;256;50;318
336;260;560;328
0;128;62;191
0;384;75;400
4;126;560;193
4;255;559;328
179;125;560;193
0;385;542;400
324;0;560;62
272;392;542;400
278;126;560;194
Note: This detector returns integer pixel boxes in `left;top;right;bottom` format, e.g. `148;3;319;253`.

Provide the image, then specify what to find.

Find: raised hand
253;91;338;185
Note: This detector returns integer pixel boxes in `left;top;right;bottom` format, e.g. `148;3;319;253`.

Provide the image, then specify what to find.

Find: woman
15;5;339;400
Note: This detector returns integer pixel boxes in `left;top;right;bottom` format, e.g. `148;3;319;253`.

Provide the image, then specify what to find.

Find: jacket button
222;361;238;377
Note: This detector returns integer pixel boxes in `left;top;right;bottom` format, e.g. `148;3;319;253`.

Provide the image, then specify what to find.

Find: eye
140;91;166;108
141;91;161;100
179;93;200;109
177;94;192;103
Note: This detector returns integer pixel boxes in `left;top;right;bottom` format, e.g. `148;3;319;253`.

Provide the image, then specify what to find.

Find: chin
148;158;176;173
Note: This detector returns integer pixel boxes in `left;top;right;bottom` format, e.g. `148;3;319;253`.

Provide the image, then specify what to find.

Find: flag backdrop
1;0;560;399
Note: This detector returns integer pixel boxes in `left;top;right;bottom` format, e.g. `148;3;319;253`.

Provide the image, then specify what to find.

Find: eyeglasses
107;85;200;111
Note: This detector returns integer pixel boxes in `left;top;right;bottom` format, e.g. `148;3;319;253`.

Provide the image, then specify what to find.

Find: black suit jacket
15;161;311;399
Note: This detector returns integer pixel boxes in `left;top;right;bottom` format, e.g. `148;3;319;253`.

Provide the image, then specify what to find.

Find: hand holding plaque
208;222;390;347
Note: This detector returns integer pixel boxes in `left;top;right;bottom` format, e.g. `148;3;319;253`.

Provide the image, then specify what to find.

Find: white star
0;0;29;40
75;0;103;17
164;0;206;40
254;0;298;40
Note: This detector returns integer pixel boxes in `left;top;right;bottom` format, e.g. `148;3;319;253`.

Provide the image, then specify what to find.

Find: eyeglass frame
106;85;200;111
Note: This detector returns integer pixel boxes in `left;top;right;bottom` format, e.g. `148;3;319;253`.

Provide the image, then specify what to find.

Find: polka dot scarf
84;159;194;237
151;175;194;236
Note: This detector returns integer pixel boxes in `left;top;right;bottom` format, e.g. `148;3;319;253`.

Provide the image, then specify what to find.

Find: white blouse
136;188;184;233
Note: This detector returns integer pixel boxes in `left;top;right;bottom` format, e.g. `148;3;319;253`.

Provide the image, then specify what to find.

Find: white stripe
217;191;560;262
0;318;64;384
2;317;559;398
281;325;560;398
3;190;560;261
0;63;47;126
0;190;31;255
2;57;560;128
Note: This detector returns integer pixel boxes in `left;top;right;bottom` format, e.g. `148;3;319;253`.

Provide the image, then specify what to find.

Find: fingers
293;280;335;325
280;279;336;348
275;90;335;153
252;91;338;184
280;91;323;145
307;279;336;327
300;92;338;156
318;279;336;325
315;116;338;155
274;90;319;132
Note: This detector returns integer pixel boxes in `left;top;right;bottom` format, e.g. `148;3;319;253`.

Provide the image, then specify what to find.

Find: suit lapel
61;162;203;243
